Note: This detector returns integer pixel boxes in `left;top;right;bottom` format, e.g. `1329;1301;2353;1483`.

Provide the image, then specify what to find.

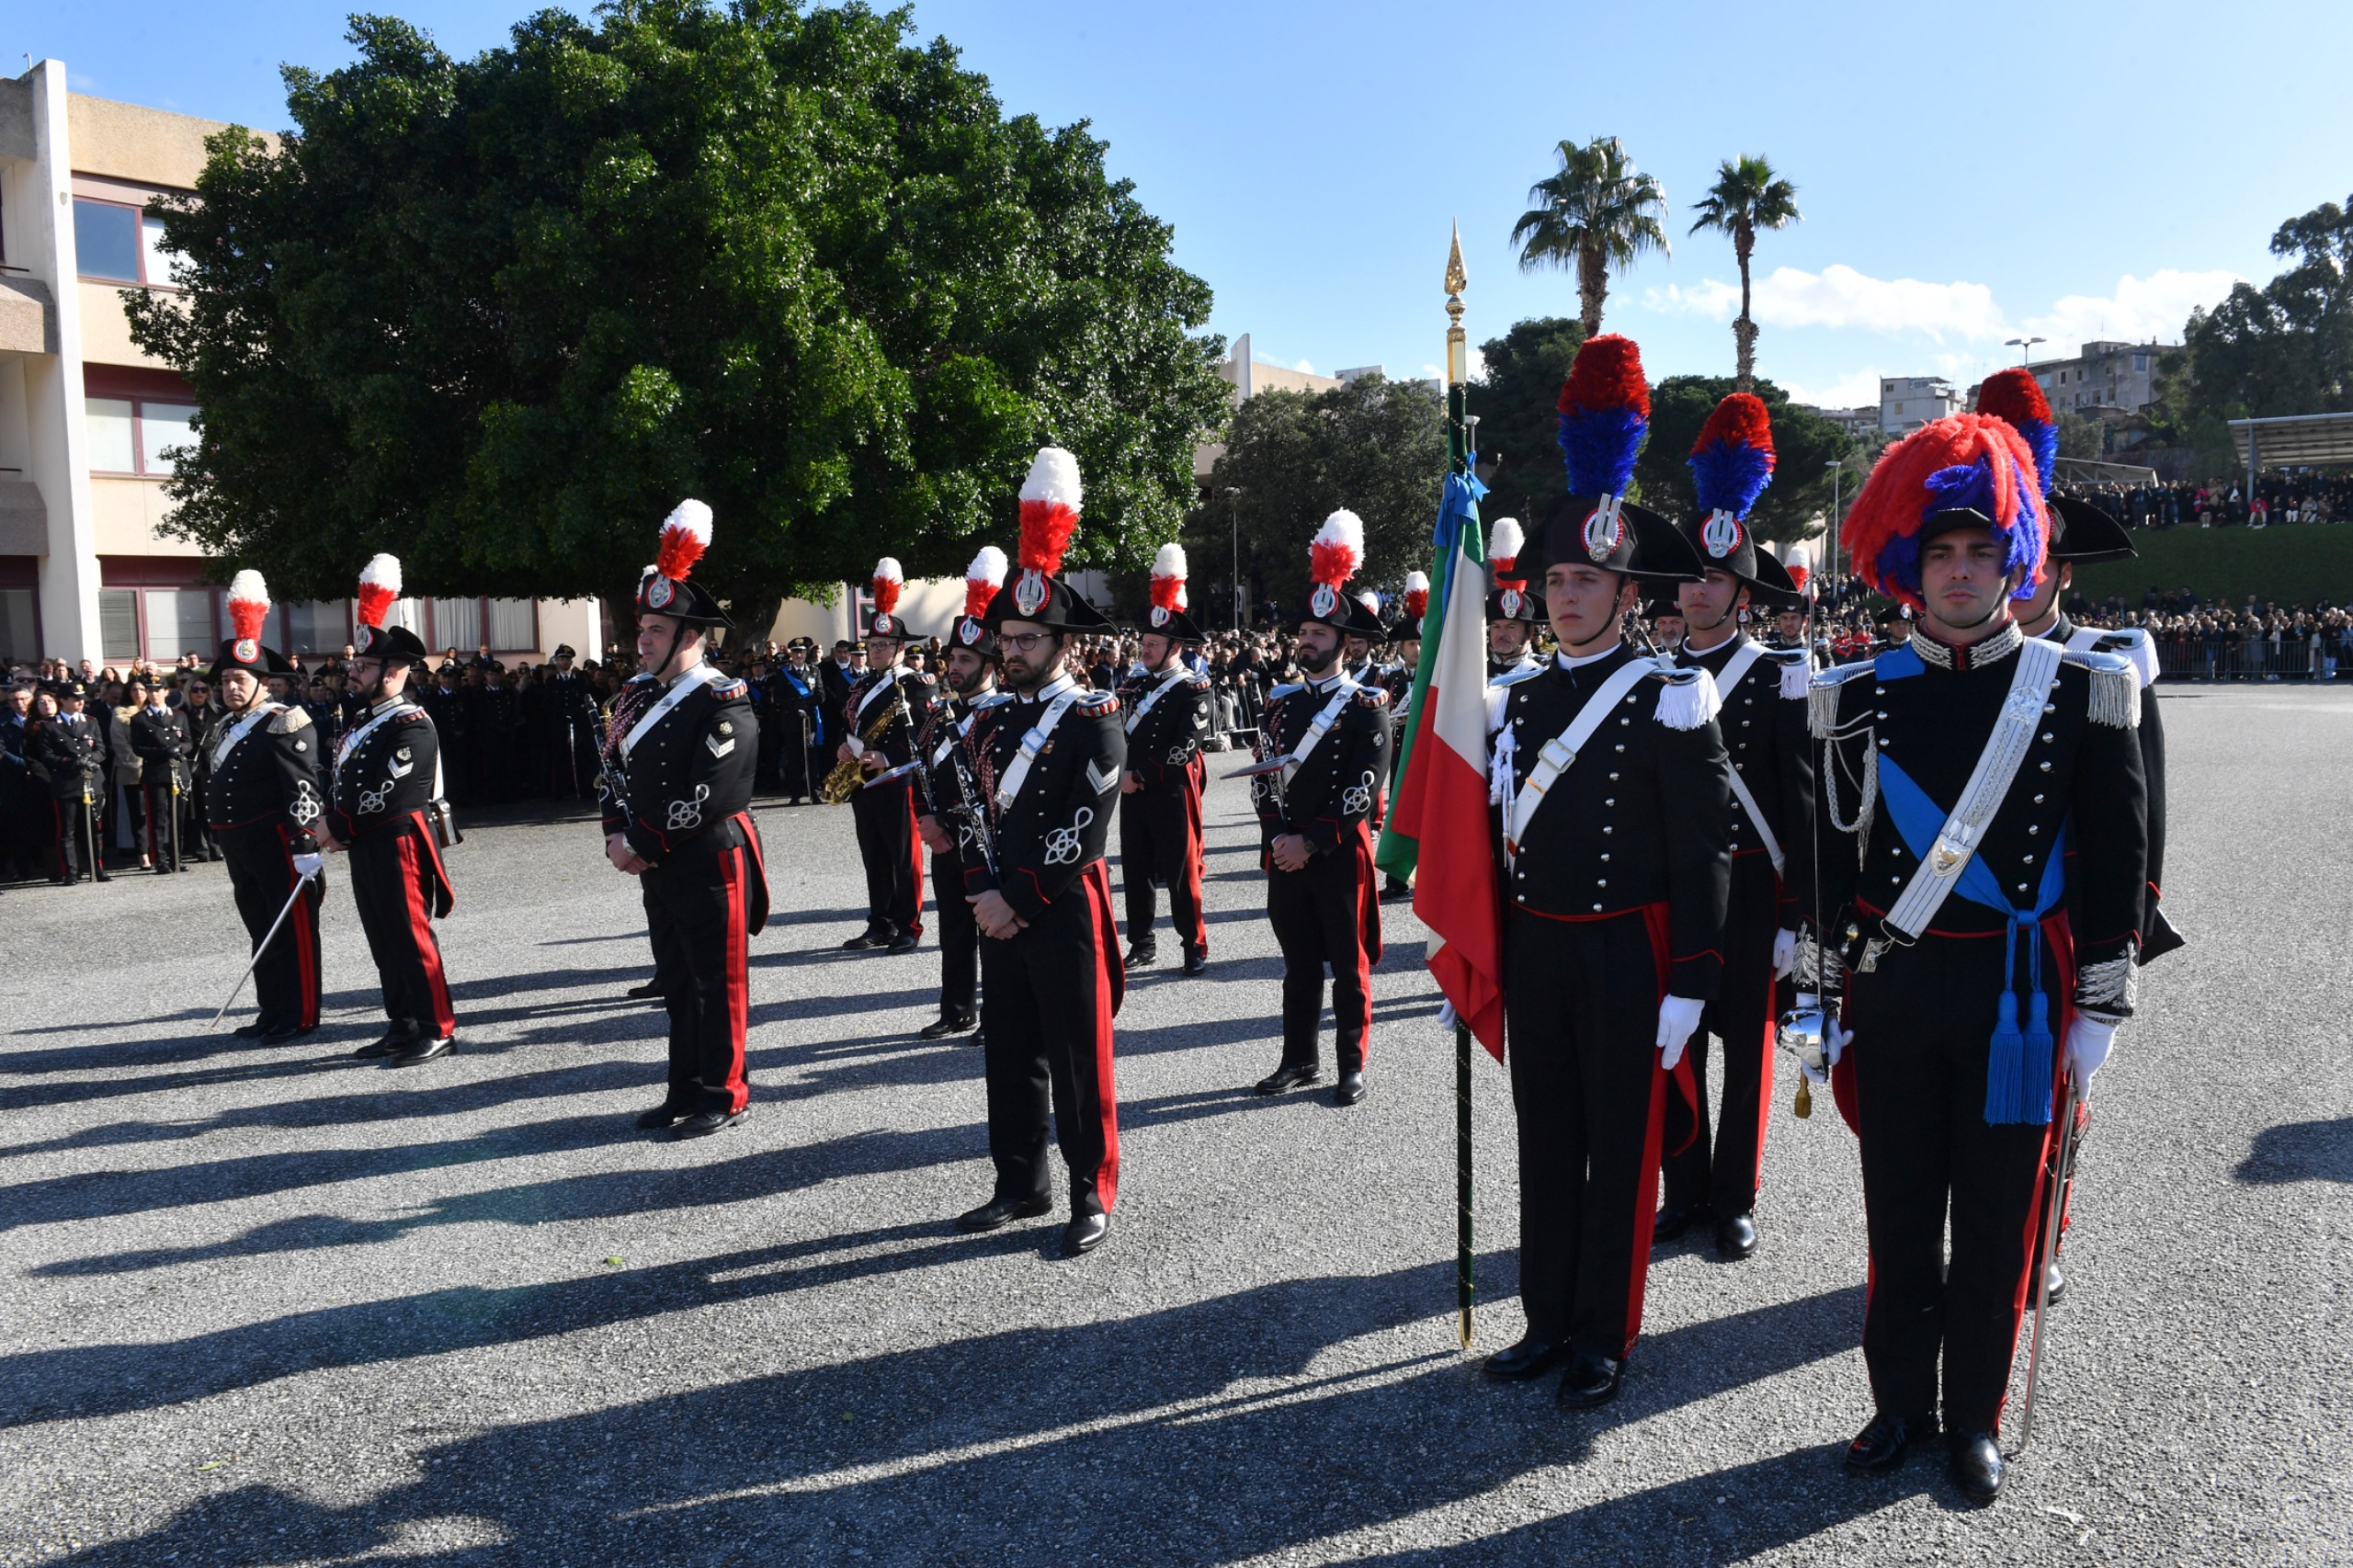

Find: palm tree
1509;136;1670;337
1688;155;1802;392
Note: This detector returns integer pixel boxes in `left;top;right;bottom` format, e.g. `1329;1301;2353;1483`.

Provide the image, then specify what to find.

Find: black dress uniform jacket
1117;663;1212;958
602;664;769;1117
962;674;1127;1214
130;703;195;869
918;687;1012;1024
331;697;458;1039
208;700;329;1031
843;664;937;940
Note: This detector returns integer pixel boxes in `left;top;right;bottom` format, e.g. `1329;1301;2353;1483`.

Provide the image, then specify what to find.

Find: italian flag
1377;471;1505;1060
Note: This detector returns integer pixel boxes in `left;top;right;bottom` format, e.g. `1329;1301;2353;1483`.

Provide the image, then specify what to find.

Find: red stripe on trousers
276;824;320;1028
1620;902;1699;1359
395;826;457;1039
903;788;926;937
1993;910;2079;1435
1178;771;1208;950
1084;859;1122;1210
1747;869;1786;1197
719;843;751;1114
1347;821;1379;1062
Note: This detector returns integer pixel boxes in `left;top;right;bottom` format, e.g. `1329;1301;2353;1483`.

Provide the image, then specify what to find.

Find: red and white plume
1489;517;1525;585
227;569;270;643
1358;590;1381;615
963;545;1007;619
1309;509;1364;589
1780;540;1813;594
1402;569;1429;619
1149;541;1189;613
870;556;904;618
355;553;401;631
656;499;712;582
1018;447;1083;576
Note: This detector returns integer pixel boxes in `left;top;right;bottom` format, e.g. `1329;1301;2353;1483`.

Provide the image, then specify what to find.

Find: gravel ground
2;685;2347;1567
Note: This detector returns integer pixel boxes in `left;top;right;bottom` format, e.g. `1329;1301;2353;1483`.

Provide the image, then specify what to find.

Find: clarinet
941;713;1001;881
594;677;652;822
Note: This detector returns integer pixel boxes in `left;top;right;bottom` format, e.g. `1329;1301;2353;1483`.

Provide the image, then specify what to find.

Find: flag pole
1442;223;1475;1352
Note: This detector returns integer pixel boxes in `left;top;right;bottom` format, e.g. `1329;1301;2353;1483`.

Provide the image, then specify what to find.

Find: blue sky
15;1;2348;408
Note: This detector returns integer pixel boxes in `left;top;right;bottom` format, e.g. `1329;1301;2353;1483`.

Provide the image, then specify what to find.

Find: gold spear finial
1444;220;1468;385
1444;219;1467;299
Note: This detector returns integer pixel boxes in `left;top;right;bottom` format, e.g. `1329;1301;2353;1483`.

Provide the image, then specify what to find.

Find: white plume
1404;569;1429;594
966;544;1007;585
1021;446;1083;511
358;553;402;594
1152;541;1188;580
1488;517;1525;565
227;568;270;608
659;497;713;546
872;556;904;584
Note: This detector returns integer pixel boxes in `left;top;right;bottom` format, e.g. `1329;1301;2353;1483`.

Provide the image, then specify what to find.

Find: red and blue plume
1840;414;2045;612
1688;393;1776;521
1556;334;1651;498
1972;369;2058;496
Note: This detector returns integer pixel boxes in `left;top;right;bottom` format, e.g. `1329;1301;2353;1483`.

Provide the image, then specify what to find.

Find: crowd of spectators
2050;470;2353;531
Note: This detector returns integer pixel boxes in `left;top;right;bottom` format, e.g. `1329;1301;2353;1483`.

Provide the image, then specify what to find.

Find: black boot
1946;1430;2002;1503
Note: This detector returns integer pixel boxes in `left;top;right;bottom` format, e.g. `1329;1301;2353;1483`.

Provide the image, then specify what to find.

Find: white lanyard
1278;677;1358;787
210;701;281;772
1503;659;1656;861
933;690;1011;766
854;668;901;722
1703;641;1785;874
334;700;412;780
621;663;722;760
995;677;1082;811
1124;665;1192;734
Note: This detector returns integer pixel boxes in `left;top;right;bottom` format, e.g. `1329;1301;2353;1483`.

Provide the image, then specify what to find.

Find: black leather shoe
635;1103;690;1131
919;1014;977;1040
233;1021;273;1040
1947;1429;2002;1503
2042;1260;2067;1307
354;1028;415;1060
94;869;112;882
1653;1202;1710;1244
1715;1212;1759;1259
1482;1337;1568;1381
1256;1063;1320;1096
1181;947;1208;976
260;1025;313;1044
1122;947;1158;971
1333;1070;1366;1107
955;1193;1052;1233
1844;1411;1935;1473
1381;878;1413;903
1555;1353;1622;1409
1062;1212;1109;1256
884;931;920;953
625;980;665;1000
391;1035;455;1066
840;930;889;951
671;1108;745;1141
177;862;194;872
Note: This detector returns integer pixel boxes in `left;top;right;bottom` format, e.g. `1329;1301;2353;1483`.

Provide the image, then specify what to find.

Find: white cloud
2022;269;2241;347
1295;358;1315;373
1465;345;1488;381
1775;368;1885;410
1648;266;2005;344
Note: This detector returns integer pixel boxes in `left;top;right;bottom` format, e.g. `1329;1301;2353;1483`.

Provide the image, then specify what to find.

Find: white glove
1655;995;1705;1070
1824;1014;1852;1068
292;852;324;879
1772;927;1799;980
2064;1017;2117;1084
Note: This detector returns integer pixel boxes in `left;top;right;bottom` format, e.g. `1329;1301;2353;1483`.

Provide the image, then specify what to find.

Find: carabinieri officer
1118;542;1214;976
605;501;770;1141
324;554;460;1065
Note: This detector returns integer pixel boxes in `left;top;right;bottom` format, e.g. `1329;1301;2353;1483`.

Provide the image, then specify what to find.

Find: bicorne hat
209;570;296;680
984;447;1115;632
950;546;1006;653
1536;335;1704;585
1294;511;1387;638
1142;542;1208;642
351;553;429;661
635;500;732;627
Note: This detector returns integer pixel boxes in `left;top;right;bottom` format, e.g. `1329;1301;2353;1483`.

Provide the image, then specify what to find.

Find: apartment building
0;60;600;667
2029;340;2175;414
1879;375;1962;437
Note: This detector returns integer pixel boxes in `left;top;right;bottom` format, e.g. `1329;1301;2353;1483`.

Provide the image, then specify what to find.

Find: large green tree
1688;154;1801;392
2175;193;2353;426
1192;374;1445;623
127;3;1229;616
1468;314;1584;526
1632;375;1868;544
1508;136;1670;336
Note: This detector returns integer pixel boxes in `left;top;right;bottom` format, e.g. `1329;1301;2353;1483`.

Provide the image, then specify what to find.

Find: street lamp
2006;335;2046;366
1824;459;1843;585
1465;414;1482;465
1224;486;1243;631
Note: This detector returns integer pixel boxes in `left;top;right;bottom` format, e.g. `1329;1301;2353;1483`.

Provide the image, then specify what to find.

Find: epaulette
2091;627;2161;690
1756;644;1812;700
1267;681;1304;702
1807;660;1877;738
713;678;748;699
1486;664;1545;690
1650;660;1720;731
1076;690;1119;717
1353;686;1389;709
267;707;312;733
971;690;1016;710
398;709;426;723
2057;648;2140;729
1186;672;1211;689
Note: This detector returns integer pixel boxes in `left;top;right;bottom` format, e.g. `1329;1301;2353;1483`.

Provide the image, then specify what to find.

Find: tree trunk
1734;233;1757;392
1579;242;1608;336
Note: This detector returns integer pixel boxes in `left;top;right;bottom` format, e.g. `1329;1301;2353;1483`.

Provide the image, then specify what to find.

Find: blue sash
1875;754;2067;1126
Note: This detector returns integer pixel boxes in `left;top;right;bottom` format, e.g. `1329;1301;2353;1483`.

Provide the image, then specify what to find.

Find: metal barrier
2149;632;2339;681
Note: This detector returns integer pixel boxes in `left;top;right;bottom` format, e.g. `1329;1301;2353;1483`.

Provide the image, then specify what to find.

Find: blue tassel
1984;988;2026;1124
2021;989;2055;1125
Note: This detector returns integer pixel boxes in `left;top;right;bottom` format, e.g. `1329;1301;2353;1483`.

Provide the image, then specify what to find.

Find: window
85;396;196;475
141;214;188;288
0;588;37;664
431;596;483;651
98;588;141;661
74;199;142;282
283;600;349;656
488;598;536;650
2134;354;2149;371
142;587;216;659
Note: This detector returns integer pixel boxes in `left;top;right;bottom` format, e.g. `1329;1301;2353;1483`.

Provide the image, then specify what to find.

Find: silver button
1615;744;1625;753
1608;771;1620;780
1620;717;1631;726
1597;878;1607;887
2033;793;2045;803
1604;798;1615;806
2043;703;2056;713
2040;761;2052;772
1741;719;1752;727
1602;825;1613;835
2041;732;2054;743
2027;824;2040;835
2018;883;2029;892
1594;903;1605;912
1878;737;1890;746
2022;854;2035;864
1892;875;1902;884
1600;852;1610;861
1876;710;1888;719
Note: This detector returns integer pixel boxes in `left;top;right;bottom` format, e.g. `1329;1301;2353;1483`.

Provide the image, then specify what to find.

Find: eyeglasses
1000;631;1060;653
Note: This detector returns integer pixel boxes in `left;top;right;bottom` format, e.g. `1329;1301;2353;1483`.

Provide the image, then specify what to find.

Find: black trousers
349;817;456;1038
1504;905;1678;1360
641;835;757;1116
50;795;97;881
142;778;186;870
1265;827;1380;1071
980;859;1122;1215
1120;777;1207;956
933;851;979;1022
850;777;924;937
1663;852;1780;1220
1847;927;2062;1435
218;822;324;1031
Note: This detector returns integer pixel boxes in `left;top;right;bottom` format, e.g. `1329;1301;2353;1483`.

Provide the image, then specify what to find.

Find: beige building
0;61;601;667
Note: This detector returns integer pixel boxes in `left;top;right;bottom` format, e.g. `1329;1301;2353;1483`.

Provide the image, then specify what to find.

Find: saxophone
820;689;902;804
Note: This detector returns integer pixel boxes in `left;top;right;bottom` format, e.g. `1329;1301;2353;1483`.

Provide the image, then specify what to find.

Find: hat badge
1148;605;1169;629
646;575;676;610
873;613;896;638
1702;509;1744;560
1583;494;1626;563
1013;569;1048;618
1499;587;1523;619
233;637;259;664
1310;583;1337;619
958;618;982;646
356;626;375;653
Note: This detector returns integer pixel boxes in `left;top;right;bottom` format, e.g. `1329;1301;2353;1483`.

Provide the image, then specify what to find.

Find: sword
2015;1070;2080;1451
210;865;319;1028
